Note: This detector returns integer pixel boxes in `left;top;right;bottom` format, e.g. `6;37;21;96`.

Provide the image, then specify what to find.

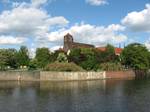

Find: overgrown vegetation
44;62;84;72
0;43;149;73
121;43;150;70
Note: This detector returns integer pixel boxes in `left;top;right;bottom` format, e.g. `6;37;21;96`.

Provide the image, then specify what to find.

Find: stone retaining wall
40;72;105;81
0;71;40;81
0;70;135;81
106;70;135;79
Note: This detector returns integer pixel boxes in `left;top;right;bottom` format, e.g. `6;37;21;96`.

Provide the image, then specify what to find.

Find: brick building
63;33;123;55
63;33;95;52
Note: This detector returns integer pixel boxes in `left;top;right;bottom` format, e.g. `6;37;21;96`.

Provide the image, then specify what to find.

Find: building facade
63;33;95;52
63;33;123;55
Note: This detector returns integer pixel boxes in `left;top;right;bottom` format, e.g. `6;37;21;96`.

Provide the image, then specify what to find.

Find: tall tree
6;49;18;69
17;46;30;67
121;43;149;70
104;44;116;62
57;53;68;63
35;48;50;68
0;49;8;70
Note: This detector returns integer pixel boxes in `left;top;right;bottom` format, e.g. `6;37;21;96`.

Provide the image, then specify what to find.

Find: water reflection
0;79;149;112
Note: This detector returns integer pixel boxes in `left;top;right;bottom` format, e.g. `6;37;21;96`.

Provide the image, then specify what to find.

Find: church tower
63;33;73;52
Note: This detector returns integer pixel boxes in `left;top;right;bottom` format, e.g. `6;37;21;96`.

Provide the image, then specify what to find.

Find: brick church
63;33;95;52
63;33;122;55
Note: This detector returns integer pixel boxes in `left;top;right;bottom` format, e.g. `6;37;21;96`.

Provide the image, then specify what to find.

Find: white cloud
0;2;69;45
122;4;150;32
86;0;108;6
31;0;48;7
46;16;69;26
50;46;63;51
0;35;26;45
48;23;127;47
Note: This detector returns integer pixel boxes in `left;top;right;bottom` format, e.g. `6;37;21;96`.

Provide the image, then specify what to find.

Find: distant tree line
0;43;150;74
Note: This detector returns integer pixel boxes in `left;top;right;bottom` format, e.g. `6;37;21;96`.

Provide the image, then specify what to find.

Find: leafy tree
49;50;65;63
6;49;18;69
17;46;30;67
68;48;81;64
104;44;116;62
121;43;149;70
0;49;18;70
69;48;98;71
56;53;68;63
35;48;50;68
0;49;8;70
28;59;38;70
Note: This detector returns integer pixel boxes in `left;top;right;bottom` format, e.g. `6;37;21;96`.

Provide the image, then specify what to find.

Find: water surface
0;79;149;112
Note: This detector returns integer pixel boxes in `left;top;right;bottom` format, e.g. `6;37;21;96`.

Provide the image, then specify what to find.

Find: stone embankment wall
0;70;135;81
106;70;135;79
0;71;40;81
40;72;105;81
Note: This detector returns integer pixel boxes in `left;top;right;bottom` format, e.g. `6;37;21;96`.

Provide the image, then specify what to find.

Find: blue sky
0;0;150;54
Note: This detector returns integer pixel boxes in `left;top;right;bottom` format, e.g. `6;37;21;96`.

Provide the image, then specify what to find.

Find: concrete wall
106;70;135;79
0;71;40;81
0;70;135;81
40;72;105;81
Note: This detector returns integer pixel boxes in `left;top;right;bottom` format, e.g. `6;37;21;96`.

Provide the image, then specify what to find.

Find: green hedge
99;62;123;71
44;62;85;72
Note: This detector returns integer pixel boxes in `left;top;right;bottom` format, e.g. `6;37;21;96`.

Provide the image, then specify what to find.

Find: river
0;79;149;112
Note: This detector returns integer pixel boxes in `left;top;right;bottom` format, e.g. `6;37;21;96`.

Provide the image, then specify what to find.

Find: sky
0;0;150;56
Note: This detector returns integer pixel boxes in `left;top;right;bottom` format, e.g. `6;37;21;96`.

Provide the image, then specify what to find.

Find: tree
69;48;98;71
6;49;18;69
28;59;38;70
104;44;117;62
121;43;149;70
17;46;30;67
79;48;98;71
68;48;81;64
35;48;50;68
56;53;68;63
0;49;18;70
0;49;8;70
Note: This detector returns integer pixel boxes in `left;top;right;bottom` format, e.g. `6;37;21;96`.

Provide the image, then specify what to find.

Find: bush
28;59;38;70
99;62;123;71
44;62;85;72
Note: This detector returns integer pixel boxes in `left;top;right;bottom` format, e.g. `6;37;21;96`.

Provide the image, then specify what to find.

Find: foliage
121;43;149;70
68;48;81;64
101;44;118;62
56;53;68;63
6;49;18;69
99;62;123;71
44;62;85;72
0;49;8;70
17;46;30;67
0;49;18;70
35;48;50;68
69;48;98;71
28;59;38;70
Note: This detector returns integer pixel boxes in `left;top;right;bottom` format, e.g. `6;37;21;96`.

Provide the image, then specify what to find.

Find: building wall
63;33;95;52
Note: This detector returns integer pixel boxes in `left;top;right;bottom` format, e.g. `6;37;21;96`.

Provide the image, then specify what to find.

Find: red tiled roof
96;47;106;52
96;47;123;55
115;48;123;55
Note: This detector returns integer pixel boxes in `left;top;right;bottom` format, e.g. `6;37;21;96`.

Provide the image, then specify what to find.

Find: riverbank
0;70;135;81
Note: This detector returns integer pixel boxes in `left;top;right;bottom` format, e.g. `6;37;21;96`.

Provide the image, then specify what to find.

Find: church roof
96;47;123;55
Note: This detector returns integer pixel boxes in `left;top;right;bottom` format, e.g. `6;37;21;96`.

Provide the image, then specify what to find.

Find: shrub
44;62;85;72
28;59;38;70
99;62;123;71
